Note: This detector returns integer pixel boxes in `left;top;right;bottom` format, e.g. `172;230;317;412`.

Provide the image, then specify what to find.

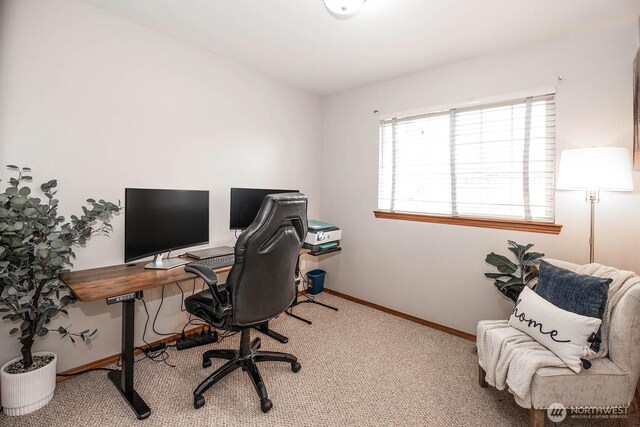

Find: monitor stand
144;253;188;270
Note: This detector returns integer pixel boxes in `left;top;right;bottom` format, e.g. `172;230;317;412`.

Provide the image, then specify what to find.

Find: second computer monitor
230;187;298;230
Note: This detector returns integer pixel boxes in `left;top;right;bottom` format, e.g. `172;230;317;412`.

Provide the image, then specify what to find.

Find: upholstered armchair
477;260;640;427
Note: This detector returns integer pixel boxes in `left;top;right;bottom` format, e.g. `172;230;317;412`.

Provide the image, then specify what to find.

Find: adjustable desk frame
60;260;227;419
107;294;149;418
286;247;341;324
286;292;339;324
59;252;307;420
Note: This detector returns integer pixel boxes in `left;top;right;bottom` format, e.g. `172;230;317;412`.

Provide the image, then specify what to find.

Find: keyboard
187;254;235;269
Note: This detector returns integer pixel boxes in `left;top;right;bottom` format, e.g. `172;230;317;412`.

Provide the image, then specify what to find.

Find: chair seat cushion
530;357;629;408
185;289;226;327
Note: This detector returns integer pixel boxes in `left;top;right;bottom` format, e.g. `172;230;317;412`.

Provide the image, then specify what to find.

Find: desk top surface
60;249;311;302
59;258;225;302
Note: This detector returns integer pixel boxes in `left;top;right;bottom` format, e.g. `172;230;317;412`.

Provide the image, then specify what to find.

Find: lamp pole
587;190;599;263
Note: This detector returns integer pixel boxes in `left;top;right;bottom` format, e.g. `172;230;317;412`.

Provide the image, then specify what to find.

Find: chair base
193;328;300;413
480;364;633;427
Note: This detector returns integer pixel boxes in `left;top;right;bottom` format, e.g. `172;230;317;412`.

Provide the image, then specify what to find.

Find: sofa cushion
535;261;611;351
508;287;601;372
529;357;628;408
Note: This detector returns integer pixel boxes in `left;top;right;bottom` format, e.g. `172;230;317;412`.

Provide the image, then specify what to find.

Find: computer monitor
230;188;298;230
125;188;209;269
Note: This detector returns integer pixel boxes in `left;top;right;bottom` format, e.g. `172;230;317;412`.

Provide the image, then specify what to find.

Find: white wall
0;0;321;371
1;1;637;374
320;20;640;335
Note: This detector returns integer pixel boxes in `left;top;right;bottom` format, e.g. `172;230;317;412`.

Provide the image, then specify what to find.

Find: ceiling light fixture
323;0;367;20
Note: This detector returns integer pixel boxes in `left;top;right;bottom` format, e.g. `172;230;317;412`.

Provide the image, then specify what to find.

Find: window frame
373;210;562;234
375;89;562;234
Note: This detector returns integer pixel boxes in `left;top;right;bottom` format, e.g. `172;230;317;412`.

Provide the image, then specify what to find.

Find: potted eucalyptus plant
484;240;544;303
0;165;120;416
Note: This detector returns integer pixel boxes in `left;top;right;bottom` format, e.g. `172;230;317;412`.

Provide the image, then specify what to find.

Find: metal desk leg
285;291;313;324
107;299;151;420
254;322;289;344
285;255;339;324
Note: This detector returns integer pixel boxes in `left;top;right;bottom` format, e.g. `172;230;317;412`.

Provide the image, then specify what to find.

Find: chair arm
185;264;231;317
185;263;218;285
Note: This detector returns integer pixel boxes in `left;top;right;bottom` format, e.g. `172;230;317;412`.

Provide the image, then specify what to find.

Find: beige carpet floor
1;293;637;426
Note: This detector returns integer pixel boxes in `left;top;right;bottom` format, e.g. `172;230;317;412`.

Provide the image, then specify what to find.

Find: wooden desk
61;259;231;302
59;256;220;420
59;250;309;420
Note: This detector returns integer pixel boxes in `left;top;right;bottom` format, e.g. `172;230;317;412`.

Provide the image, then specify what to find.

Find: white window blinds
378;94;556;222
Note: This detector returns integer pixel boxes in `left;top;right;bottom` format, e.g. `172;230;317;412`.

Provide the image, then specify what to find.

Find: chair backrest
226;192;308;326
547;258;640;404
608;283;640;403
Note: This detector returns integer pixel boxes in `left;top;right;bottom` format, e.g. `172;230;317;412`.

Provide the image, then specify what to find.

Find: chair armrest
185;263;218;285
185;264;231;315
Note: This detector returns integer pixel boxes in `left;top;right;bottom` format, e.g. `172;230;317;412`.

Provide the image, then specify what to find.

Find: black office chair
184;193;308;413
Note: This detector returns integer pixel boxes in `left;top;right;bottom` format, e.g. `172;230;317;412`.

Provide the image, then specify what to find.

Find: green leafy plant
484;240;544;303
0;165;121;368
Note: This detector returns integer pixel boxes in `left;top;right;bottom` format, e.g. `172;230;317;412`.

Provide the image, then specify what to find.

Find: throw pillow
535;260;611;351
508;287;601;373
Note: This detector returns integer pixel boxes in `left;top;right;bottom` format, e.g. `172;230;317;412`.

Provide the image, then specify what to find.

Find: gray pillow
534;261;611;352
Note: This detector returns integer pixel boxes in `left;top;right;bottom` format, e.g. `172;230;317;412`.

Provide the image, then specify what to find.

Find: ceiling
79;0;640;95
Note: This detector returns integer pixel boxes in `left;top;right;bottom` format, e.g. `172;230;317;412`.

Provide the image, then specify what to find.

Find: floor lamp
557;147;634;263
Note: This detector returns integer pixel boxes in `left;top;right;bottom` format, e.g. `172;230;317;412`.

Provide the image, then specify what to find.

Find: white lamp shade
557;147;634;191
323;0;366;19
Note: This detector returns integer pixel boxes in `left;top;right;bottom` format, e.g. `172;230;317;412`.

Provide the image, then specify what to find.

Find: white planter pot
1;351;57;416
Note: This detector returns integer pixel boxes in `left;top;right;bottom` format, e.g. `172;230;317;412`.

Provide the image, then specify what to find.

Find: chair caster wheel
260;398;273;413
291;362;301;373
202;358;212;369
194;394;205;409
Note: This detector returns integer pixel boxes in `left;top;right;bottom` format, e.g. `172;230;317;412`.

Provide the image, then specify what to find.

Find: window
377;94;560;233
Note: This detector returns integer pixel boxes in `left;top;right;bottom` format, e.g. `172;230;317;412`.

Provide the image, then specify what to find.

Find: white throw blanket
477;259;640;406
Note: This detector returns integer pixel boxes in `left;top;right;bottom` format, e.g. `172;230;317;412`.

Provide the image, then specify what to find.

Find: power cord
176;283;187;312
148;281;195;337
172;279;220;348
58;295;178;375
151;286;178;337
140;295;175;367
298;271;315;301
60;280;225;376
128;278;220;367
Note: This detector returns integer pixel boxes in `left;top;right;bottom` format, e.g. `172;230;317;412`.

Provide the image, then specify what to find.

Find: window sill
373;210;562;234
